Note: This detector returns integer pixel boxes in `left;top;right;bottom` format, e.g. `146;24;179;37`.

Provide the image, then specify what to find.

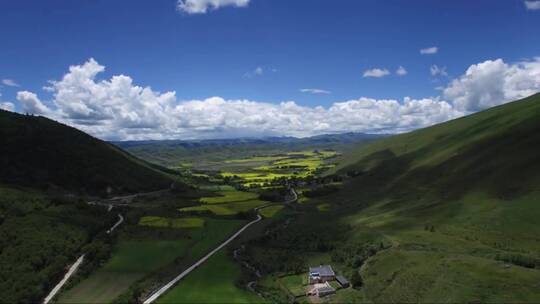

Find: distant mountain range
113;133;385;167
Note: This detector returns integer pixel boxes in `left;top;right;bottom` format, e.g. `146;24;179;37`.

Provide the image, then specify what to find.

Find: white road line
43;255;85;304
107;214;124;234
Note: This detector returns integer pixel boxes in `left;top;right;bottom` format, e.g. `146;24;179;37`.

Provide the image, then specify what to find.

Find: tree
351;271;363;288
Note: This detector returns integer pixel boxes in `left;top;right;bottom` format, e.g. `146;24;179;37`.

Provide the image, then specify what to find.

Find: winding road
143;188;298;304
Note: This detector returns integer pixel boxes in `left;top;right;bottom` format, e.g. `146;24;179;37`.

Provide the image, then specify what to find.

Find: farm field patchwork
180;187;270;215
197;150;338;188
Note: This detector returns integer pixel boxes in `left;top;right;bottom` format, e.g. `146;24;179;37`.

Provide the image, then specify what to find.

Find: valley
2;94;540;304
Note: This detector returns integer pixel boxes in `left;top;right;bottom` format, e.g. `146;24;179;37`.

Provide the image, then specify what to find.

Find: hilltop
0;110;173;196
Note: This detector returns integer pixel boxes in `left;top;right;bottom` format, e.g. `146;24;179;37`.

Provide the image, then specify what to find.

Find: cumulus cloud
420;47;438;55
177;0;250;14
0;93;15;111
2;79;19;87
444;57;540;112
15;59;465;140
363;68;390;78
396;66;408;76
0;102;15;112
525;1;540;10
18;57;540;141
430;65;448;77
17;91;52;115
300;88;331;95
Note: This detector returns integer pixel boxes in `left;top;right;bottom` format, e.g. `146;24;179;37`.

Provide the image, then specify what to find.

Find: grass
200;190;259;204
59;218;246;303
138;216;205;229
180;200;267;215
180;186;269;215
58;240;191;304
260;205;284;218
157;251;264;304
279;274;307;297
245;94;540;303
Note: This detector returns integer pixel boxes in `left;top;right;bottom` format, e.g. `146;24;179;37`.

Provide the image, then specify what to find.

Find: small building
308;265;336;284
308;282;336;297
335;275;350;288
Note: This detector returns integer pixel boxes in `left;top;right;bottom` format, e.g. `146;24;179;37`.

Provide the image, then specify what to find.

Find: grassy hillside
247;93;540;303
336;92;540;200
0;110;173;196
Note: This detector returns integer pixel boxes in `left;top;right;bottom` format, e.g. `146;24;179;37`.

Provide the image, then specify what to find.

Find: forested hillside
0;110;173;196
0;110;179;303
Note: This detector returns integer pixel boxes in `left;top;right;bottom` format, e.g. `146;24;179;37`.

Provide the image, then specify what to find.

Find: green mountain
247;93;540;303
0;110;177;303
335;92;540;200
0;110;173;196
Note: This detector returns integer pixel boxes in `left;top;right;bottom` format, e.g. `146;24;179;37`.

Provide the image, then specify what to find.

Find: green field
59;218;245;303
139;216;205;228
58;240;191;304
157;251;263;304
259;205;284;218
180;187;269;215
200;190;259;204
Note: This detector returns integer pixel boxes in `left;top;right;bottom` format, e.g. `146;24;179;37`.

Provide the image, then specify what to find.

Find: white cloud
0;93;15;111
430;65;448;77
396;66;408;76
420;47;438;55
2;79;19;87
0;102;15;112
16;59;464;140
300;88;331;95
244;66;264;78
525;1;540;10
18;57;540;141
16;91;52;115
363;68;390;78
444;57;540;112
177;0;250;14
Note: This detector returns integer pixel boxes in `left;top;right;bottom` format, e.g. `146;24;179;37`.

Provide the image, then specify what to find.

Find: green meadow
58;218;246;303
157;251;263;304
139;216;205;229
58;240;191;304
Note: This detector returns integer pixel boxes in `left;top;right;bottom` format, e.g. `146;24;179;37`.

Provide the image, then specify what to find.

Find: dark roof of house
336;275;349;285
317;286;336;293
309;265;335;277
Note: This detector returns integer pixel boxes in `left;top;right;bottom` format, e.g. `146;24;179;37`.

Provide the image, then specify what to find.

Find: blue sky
1;0;539;140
